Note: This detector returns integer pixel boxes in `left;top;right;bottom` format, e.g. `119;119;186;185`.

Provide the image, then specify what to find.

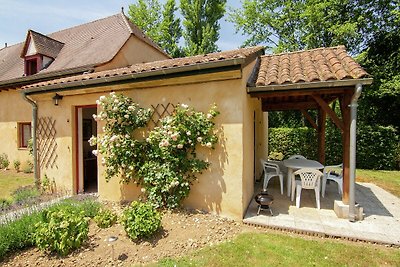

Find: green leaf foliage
92;93;219;209
229;0;398;54
269;124;398;170
159;0;184;58
358;11;400;130
0;213;42;260
180;0;226;55
128;0;162;44
128;0;183;57
94;208;117;228
121;201;161;240
34;209;90;256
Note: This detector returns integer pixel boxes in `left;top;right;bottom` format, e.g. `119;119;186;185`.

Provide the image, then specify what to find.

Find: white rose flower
96;100;100;105
197;137;202;142
181;103;188;109
206;142;212;148
141;188;146;193
124;114;129;119
177;144;183;149
92;150;98;156
186;131;191;136
207;113;213;119
99;95;106;101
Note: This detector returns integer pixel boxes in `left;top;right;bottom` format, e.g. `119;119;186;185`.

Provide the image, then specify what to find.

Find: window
25;58;38;75
18;122;32;148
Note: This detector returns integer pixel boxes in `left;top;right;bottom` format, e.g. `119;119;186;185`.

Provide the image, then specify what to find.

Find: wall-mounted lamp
52;93;63;106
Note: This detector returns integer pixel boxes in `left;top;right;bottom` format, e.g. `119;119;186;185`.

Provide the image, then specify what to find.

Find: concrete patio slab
243;180;400;246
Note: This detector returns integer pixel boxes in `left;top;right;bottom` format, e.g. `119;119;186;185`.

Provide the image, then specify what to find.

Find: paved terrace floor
244;180;400;246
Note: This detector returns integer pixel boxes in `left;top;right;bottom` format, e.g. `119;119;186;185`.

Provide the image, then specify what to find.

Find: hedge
268;124;399;170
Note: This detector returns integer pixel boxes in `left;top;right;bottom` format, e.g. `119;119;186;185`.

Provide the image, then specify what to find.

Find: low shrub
11;186;40;206
34;209;89;256
357;125;398;169
0;212;42;261
13;160;21;172
121;201;161;240
269;124;399;169
0;198;12;212
47;198;101;218
94;208;117;228
0;153;10;169
21;160;34;173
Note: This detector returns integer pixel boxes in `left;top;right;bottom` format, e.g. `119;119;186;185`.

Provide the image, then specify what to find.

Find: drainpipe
349;84;362;222
21;92;39;188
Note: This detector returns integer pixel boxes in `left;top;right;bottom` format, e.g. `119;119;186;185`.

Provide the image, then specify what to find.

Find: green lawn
0;170;34;200
153;232;400;267
356;169;400;197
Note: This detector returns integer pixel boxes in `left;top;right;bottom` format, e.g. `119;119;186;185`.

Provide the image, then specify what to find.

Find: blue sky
0;0;244;51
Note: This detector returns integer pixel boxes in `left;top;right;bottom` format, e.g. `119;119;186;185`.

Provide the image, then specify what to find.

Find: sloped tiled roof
21;30;64;59
23;46;264;90
0;12;168;86
250;46;369;87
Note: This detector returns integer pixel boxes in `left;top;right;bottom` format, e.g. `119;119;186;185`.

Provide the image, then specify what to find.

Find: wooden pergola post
317;108;326;165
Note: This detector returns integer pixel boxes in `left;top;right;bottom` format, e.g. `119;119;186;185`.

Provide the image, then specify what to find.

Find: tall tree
229;0;398;54
358;9;400;130
159;0;183;58
128;0;162;44
180;0;227;55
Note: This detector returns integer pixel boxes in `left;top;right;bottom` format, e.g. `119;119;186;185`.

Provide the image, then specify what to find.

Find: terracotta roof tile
23;46;264;90
252;46;369;87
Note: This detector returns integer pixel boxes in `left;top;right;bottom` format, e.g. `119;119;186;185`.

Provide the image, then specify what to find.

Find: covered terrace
247;46;372;214
240;46;400;244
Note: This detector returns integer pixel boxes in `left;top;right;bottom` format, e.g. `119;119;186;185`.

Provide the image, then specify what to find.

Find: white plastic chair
288;155;306;160
322;163;343;198
293;168;323;209
260;159;284;195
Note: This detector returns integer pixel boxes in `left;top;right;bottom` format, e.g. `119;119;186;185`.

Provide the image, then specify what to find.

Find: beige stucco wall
240;61;267;217
0;90;33;167
95;36;169;72
30;60;266;220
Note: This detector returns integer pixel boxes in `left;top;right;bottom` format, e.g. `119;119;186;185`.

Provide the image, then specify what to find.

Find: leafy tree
229;0;398;54
358;9;400;130
180;0;227;55
159;0;183;58
128;0;162;44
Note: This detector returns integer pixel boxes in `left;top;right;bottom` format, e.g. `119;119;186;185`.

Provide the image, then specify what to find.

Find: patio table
283;158;324;200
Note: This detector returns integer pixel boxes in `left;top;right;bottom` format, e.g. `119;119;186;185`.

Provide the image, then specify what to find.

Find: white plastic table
283;158;324;200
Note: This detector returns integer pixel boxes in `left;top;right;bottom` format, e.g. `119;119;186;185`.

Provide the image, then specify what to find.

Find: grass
0;170;34;200
356;169;400;197
154;232;400;267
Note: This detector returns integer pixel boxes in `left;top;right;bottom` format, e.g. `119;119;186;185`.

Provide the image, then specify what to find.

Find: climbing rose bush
90;92;151;183
90;93;219;208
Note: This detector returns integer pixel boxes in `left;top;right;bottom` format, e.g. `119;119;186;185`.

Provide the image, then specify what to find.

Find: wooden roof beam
312;94;344;132
301;109;318;129
262;101;319;111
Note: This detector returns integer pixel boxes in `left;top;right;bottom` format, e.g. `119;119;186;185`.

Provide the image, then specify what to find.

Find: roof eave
247;78;374;93
0;65;95;90
23;57;246;95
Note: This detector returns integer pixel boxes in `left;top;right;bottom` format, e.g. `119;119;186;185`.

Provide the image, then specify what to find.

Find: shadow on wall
185;125;228;215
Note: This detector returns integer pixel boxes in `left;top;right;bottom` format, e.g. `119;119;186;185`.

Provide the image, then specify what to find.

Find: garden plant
90;92;219;208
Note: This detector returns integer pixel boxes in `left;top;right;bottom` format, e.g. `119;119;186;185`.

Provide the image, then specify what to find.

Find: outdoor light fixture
106;235;118;260
52;93;63;106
